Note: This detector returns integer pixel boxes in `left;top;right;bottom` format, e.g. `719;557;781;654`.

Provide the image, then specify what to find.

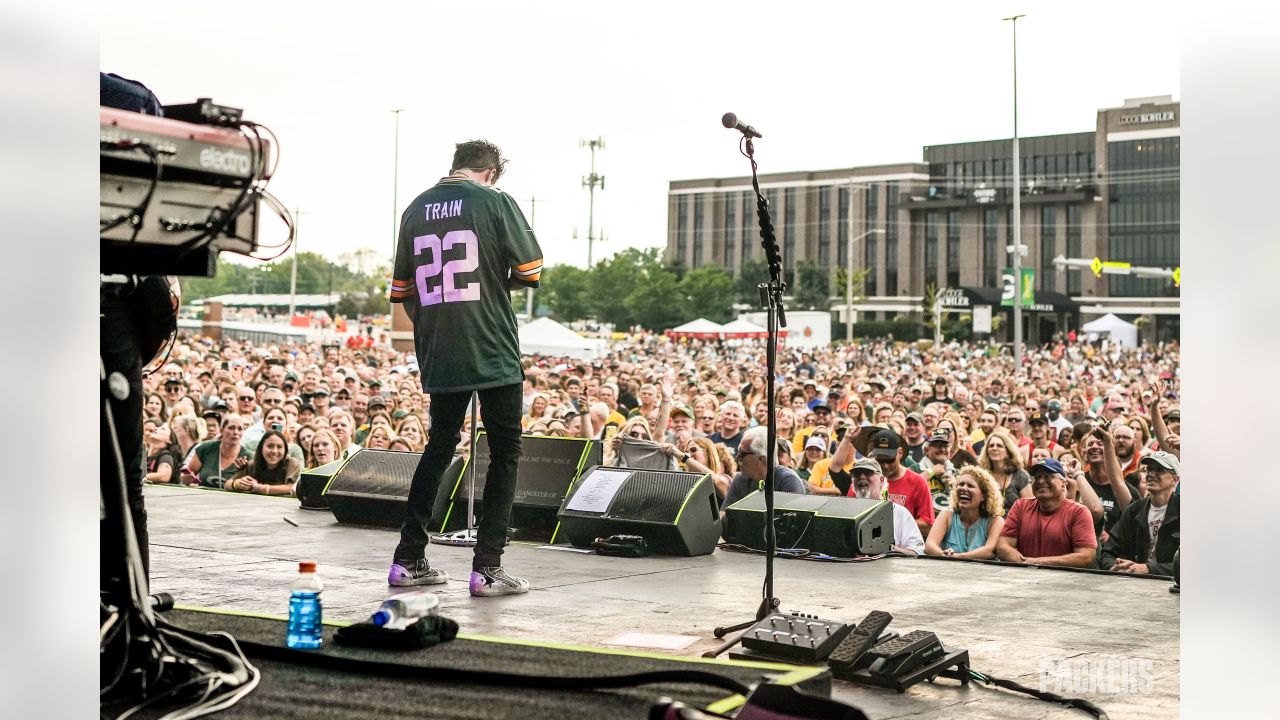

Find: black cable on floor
968;668;1110;720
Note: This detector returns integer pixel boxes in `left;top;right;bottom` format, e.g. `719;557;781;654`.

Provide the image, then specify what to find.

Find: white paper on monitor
564;468;631;513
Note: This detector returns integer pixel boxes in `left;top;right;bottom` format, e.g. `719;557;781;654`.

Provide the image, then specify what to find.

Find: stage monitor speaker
556;466;723;556
325;450;462;528
295;459;343;510
438;433;602;542
722;492;893;557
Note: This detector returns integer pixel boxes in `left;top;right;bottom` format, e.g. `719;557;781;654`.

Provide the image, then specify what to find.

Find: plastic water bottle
371;591;440;630
286;561;323;649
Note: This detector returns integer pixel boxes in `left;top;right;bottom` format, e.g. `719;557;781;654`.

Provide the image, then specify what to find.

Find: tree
540;264;593;322
625;264;684;331
922;283;939;335
678;265;735;324
734;255;769;307
792;259;830;310
587;247;664;328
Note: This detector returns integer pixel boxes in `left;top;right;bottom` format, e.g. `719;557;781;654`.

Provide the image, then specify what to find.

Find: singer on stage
388;140;543;596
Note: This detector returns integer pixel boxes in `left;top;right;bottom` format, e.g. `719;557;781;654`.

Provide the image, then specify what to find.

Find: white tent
719;318;769;339
1081;313;1138;348
665;318;725;339
518;317;605;359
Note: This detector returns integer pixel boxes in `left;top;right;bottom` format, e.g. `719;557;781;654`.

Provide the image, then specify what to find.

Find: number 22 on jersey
414;230;480;306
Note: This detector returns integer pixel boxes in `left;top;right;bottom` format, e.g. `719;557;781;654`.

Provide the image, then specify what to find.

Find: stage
145;484;1180;718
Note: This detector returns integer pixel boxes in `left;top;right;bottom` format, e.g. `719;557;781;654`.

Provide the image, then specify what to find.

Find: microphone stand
704;135;786;657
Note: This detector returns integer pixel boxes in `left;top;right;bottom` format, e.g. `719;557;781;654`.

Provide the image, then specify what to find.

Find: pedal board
735;611;854;664
828;610;894;674
834;629;971;693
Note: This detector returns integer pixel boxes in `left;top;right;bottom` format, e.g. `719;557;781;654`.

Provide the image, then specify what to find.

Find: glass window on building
864;234;878;297
946;210;961;288
1040;206;1056;292
1067;205;1082;295
1107;137;1180;297
837;186;850;267
818;187;832;265
693;195;704;268
724;193;736;270
676;197;688;266
741;191;753;260
983;207;999;288
925;211;939;287
783;188;796;272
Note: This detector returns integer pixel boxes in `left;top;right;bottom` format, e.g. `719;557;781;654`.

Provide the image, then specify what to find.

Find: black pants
100;291;149;586
395;382;523;570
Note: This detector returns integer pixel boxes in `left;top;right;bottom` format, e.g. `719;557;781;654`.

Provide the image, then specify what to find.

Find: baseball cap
367;395;388;409
868;429;903;458
905;412;923;424
1046;399;1062;411
926;429;952;445
313;387;330;396
869;377;887;389
1140;451;1181;474
671;404;694;419
803;380;817;388
391;409;410;420
812;403;832;413
804;436;828;452
1028;410;1047;425
1029;458;1066;476
856;383;872;393
209;399;229;411
1163;410;1180;421
852;457;882;474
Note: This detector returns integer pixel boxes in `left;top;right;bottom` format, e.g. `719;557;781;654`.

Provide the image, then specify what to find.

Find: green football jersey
391;176;543;394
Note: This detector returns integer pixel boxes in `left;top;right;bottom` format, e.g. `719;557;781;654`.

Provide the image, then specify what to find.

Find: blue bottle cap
372;610;391;626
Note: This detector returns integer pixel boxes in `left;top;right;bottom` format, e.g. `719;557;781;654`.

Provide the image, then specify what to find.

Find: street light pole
1004;14;1025;366
288;207;306;320
845;227;884;344
391;108;405;262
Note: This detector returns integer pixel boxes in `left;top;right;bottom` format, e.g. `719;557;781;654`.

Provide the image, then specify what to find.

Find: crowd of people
141;330;1181;575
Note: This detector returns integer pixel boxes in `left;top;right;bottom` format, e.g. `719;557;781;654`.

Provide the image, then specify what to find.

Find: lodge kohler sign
936;287;971;308
1118;110;1175;126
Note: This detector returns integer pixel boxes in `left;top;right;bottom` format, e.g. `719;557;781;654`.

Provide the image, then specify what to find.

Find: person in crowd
1044;399;1074;437
226;430;300;496
709;401;747;453
1020;410;1060;465
722;426;808;508
1002;408;1032;450
797;435;829;483
846;457;925;554
679;436;735;500
919;429;957;502
924;465;1005;559
143;419;177;484
972;405;1000;455
295;424;317;461
902;412;927;464
307;428;341;468
1080;424;1138;538
329;410;361;459
170;413;203;465
388;436;414;452
365;424;393;450
863;428;934;535
522;393;549;430
1100;451;1180;575
182;413;252;488
996;458;1098;568
143;392;167;422
978;428;1033;514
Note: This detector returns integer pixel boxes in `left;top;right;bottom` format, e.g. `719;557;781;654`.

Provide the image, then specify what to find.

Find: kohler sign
1118;111;1175;126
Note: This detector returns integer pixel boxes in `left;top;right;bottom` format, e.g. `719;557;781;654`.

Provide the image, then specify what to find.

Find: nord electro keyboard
101;106;279;277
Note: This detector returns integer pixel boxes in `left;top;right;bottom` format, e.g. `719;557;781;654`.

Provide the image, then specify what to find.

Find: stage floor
144;484;1180;719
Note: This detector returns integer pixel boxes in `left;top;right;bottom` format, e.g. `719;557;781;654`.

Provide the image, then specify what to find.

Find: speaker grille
327;450;419;499
607;470;697;522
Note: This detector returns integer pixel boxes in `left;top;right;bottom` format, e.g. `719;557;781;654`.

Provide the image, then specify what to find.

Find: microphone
721;112;762;139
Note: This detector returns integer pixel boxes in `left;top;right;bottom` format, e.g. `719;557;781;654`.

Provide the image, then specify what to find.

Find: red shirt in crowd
879;468;935;524
1000;498;1097;558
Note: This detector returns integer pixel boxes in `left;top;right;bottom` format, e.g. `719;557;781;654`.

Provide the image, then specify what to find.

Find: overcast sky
100;1;1179;271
